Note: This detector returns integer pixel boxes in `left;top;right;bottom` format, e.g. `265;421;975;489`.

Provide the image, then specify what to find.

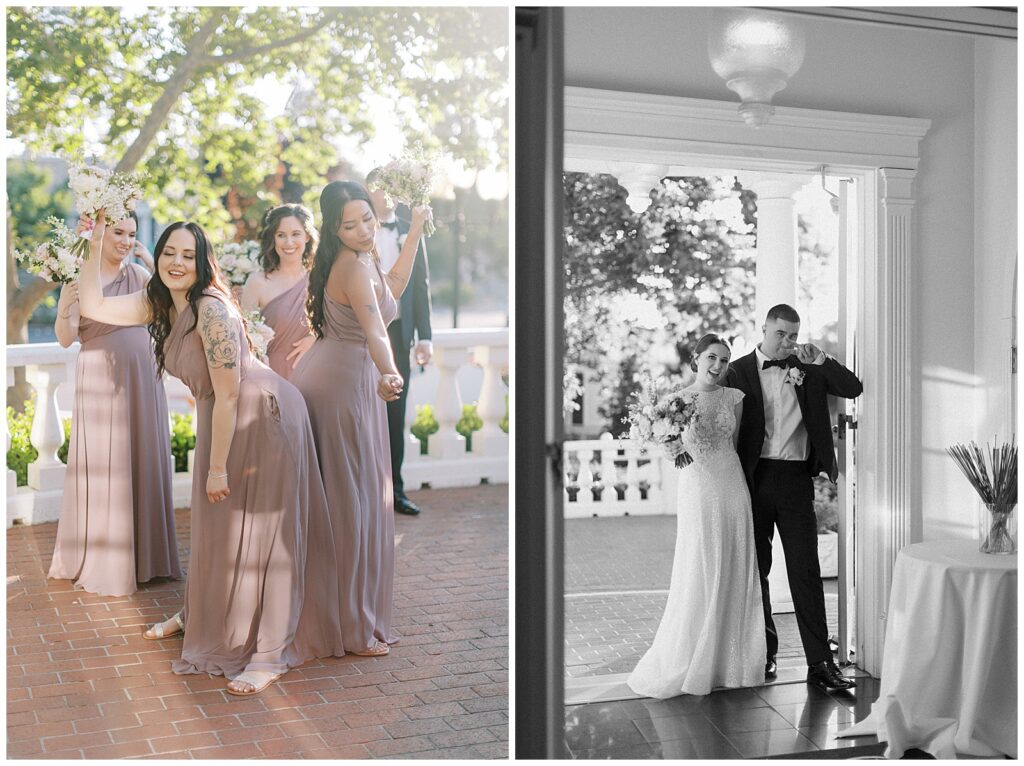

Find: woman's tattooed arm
199;300;239;369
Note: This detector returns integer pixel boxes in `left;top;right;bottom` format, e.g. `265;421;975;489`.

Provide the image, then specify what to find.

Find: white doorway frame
563;87;930;677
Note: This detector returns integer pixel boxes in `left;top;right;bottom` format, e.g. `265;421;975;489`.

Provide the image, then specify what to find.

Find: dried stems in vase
947;438;1017;554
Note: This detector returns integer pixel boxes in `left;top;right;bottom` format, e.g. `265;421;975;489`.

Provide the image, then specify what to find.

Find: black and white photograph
517;5;1017;759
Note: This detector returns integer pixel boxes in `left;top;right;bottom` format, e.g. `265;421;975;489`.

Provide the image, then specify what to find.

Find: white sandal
143;611;184;640
226;670;281;696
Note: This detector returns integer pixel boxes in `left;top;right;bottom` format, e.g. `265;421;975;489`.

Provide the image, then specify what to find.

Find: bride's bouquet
216;241;261;286
623;371;700;468
368;143;438;236
68;164;145;258
14;217;85;283
242;309;275;362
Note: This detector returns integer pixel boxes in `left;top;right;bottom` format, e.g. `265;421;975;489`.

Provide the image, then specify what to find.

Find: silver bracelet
208;471;228;479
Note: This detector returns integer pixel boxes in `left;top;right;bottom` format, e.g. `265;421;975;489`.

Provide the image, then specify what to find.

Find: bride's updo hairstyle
689;333;731;373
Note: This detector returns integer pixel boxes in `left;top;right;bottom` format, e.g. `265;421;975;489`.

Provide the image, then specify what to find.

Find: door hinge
545;441;564;485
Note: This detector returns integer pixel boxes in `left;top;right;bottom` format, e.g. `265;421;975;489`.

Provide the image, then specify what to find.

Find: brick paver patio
566;516;840;678
7;485;508;759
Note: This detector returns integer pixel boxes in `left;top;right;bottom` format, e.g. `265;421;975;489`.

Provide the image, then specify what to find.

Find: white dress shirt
755;345;810;461
375;214;401;274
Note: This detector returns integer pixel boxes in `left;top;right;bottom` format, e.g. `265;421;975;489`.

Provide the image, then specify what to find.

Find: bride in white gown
628;333;766;698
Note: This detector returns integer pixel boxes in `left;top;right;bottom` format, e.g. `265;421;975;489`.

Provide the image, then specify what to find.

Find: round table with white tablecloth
838;539;1016;758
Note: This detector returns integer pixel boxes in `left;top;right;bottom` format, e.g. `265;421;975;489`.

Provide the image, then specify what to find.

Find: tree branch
196;8;342;67
114;11;224;173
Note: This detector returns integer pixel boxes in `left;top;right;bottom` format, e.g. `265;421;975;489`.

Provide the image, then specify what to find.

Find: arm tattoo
200;301;239;369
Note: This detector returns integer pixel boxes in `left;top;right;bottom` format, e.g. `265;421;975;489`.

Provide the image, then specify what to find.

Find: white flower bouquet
368;143;438;236
242;309;275;362
623;371;700;468
67;164;144;258
14;217;85;283
215;241;261;286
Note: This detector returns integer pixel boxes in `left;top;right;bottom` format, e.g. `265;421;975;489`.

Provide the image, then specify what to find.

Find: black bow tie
762;357;794;370
380;220;399;231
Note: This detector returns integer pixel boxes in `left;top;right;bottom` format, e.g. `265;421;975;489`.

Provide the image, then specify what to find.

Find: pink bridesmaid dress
291;259;399;652
162;292;344;679
260;273;311;380
48;264;181;597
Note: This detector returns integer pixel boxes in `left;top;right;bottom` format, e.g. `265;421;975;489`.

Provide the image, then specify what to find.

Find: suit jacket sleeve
411;239;432;342
817;356;863;398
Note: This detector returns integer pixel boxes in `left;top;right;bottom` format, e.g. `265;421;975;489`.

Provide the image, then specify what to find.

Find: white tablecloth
838;540;1017;758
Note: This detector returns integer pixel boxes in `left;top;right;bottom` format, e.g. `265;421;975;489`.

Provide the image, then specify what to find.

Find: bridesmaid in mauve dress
240;204;318;379
48;212;180;597
291;181;431;656
78;215;344;696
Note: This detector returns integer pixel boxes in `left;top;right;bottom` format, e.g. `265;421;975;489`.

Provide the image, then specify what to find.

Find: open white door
835;177;858;666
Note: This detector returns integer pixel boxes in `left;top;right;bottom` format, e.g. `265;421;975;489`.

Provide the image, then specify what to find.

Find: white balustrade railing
563;433;677;519
6;328;508;527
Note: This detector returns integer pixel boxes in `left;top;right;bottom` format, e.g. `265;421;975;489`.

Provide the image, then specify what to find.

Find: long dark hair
147;221;234;375
258;204;318;273
306;181;377;339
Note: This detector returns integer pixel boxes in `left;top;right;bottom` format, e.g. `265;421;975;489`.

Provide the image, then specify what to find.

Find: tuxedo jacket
389;209;433;350
723;351;863;487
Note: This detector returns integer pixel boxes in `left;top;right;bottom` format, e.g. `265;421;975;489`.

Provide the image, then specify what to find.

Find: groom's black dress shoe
807;660;856;691
764;657;777;680
395;494;421;516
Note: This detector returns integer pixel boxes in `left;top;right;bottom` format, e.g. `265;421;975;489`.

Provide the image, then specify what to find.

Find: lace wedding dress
627;386;766;698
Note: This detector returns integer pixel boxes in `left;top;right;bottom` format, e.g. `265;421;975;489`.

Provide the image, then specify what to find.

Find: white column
25;362;68;491
428;345;468;459
608;163;670;214
857;167;918;676
6;367;17;497
739;173;808;323
472;342;509;457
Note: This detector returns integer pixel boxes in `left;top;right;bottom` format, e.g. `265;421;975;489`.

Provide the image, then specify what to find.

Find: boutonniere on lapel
785;366;806;386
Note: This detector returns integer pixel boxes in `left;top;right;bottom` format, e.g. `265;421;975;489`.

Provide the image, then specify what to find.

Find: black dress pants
752;459;831;666
386;324;412;497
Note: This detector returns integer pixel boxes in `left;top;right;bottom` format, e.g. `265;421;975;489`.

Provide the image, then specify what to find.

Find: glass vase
979;502;1017;555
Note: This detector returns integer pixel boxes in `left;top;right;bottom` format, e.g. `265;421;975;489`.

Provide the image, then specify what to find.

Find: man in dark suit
368;171;433;516
723;303;862;691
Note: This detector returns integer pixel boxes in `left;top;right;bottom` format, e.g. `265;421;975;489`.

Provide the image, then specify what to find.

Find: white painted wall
972;36;1017;455
564;9;1016;541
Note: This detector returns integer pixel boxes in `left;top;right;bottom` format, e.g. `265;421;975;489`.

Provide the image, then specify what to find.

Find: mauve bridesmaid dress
291;259;398;652
260;273;310;380
163;292;344;679
48;264;181;597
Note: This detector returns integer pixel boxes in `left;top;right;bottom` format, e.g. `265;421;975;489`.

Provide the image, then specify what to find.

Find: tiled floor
7;486;508;759
565;516;844;678
564;675;882;759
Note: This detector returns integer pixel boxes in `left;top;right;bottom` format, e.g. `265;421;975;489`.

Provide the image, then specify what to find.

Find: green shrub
457;403;484;451
7;400;39;487
170;413;196;472
411;404;439;455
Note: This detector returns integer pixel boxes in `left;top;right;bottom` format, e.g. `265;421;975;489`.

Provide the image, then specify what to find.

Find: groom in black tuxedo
368;171;433;516
724;304;862;691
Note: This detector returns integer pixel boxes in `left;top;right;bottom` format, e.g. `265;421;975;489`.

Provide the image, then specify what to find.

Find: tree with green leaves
6;6;508;340
563;172;757;433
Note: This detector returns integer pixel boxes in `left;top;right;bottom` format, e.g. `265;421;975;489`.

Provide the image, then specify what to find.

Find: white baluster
575;449;596;515
599;433;618;512
6;366;17;497
471;342;509;457
428;345;468;459
623;444;642;504
25;362;68;491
